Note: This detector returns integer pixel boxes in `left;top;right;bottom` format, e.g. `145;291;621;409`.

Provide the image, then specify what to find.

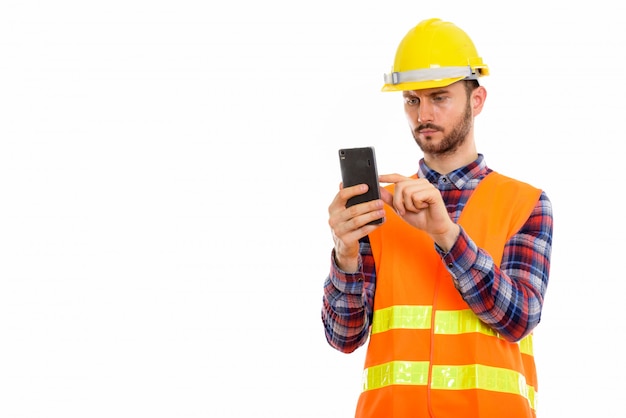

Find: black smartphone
338;146;383;225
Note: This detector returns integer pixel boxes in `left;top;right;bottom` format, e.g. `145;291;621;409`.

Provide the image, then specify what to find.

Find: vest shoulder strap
459;171;542;265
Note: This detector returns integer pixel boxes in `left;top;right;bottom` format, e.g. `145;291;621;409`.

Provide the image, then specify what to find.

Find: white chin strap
383;66;478;85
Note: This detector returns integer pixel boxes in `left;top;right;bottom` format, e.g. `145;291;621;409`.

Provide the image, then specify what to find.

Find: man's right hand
327;183;385;272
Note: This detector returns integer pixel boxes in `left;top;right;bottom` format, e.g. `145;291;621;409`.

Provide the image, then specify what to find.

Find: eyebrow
403;89;450;98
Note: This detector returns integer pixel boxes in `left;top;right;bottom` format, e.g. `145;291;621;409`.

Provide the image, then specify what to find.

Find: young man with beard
321;18;554;418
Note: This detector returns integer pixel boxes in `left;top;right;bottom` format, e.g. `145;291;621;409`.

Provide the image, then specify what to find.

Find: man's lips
418;129;438;135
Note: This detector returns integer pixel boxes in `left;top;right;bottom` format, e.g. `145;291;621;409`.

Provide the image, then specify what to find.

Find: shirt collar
417;154;489;190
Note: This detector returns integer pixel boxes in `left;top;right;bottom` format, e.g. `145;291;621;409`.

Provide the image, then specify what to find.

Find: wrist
432;224;460;253
334;250;360;273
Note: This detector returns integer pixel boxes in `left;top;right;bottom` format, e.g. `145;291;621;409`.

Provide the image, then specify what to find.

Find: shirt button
447;263;453;268
440;177;448;184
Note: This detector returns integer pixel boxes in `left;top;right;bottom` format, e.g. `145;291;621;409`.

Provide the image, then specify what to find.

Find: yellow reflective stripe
363;361;430;390
371;305;431;334
433;363;535;409
434;309;498;337
519;333;534;356
371;306;533;356
432;363;527;394
363;361;536;410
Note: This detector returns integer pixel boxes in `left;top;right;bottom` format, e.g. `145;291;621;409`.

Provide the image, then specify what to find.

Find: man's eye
405;98;419;105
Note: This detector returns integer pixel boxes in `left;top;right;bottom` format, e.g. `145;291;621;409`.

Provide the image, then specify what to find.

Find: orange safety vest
356;172;543;418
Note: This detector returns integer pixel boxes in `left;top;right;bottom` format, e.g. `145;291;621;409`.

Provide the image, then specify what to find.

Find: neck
423;143;478;174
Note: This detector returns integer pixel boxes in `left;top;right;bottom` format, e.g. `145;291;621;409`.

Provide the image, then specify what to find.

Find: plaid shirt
322;154;553;353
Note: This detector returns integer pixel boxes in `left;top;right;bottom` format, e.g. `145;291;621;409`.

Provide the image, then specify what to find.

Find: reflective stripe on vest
363;361;536;410
371;305;533;356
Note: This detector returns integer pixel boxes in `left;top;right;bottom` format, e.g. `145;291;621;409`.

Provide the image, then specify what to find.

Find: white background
1;1;624;417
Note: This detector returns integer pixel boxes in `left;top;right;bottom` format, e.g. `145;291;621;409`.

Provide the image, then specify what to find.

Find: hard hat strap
383;66;478;85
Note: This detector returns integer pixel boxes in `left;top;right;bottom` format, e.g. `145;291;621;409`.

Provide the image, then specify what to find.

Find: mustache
416;123;443;132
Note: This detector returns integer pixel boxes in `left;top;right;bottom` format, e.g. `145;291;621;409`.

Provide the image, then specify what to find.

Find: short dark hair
464;79;480;97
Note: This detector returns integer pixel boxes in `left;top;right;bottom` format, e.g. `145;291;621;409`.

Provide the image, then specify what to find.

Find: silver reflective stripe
383;66;476;85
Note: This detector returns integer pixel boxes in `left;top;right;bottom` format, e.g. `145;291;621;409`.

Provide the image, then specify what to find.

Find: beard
412;101;473;156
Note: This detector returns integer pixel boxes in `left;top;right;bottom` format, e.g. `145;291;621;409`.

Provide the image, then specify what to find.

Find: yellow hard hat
382;18;489;92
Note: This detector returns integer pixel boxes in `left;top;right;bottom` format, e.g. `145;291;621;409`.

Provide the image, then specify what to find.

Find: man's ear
472;86;487;116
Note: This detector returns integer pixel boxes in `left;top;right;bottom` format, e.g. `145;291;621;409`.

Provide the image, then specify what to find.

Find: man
321;18;553;418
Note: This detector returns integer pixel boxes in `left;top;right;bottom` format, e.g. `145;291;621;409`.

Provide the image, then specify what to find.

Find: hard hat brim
381;76;466;92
